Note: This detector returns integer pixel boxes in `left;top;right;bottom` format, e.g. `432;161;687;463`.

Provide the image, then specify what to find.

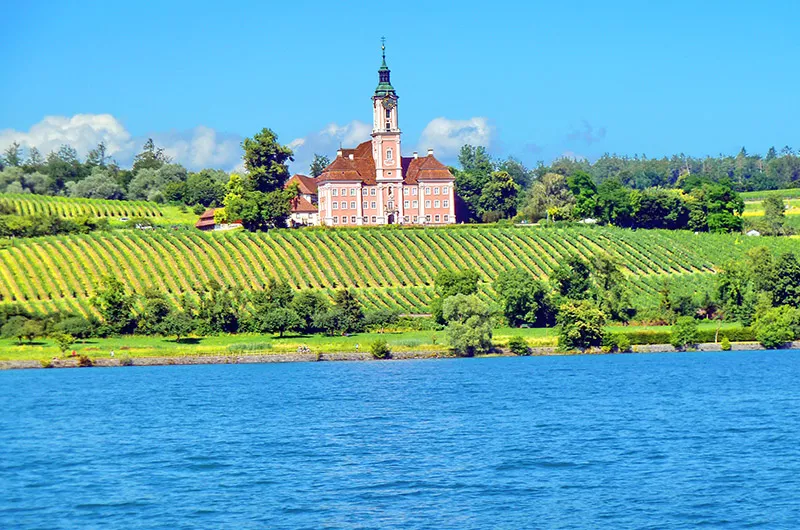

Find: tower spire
375;37;395;97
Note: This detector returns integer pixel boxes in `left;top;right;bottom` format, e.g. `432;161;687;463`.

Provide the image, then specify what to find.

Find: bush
227;342;272;354
119;354;133;366
616;334;631;352
557;300;606;351
53;316;96;339
507;336;530;356
39;359;53;368
720;336;731;351
370;338;391;359
755;306;800;349
77;355;93;367
671;317;699;350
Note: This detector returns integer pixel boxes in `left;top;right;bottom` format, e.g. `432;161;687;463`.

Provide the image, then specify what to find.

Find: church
289;42;456;226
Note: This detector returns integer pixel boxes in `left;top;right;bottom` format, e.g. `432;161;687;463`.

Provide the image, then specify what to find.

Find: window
350;188;356;196
434;200;440;208
387;171;392;176
425;187;431;195
363;201;368;210
363;216;368;223
387;201;394;209
386;148;393;160
404;200;409;208
425;214;431;222
386;108;391;119
332;201;338;210
362;189;368;196
425;200;431;208
370;188;376;196
434;187;439;195
351;216;356;224
333;216;338;224
412;188;417;196
442;186;449;194
444;214;449;222
443;200;449;208
403;216;409;222
371;201;376;209
403;187;409;196
332;189;338;196
350;201;356;209
371;216;377;223
435;214;440;222
386;121;391;130
412;200;418;208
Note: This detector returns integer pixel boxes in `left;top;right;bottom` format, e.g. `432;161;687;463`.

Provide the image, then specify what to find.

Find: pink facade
314;43;456;227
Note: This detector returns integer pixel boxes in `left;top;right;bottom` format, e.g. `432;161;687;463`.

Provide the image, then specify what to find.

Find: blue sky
2;0;799;173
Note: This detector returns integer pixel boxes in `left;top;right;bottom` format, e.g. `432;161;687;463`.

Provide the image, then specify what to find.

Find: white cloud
0;114;135;159
0;114;244;171
154;126;242;170
418;117;494;158
288;120;371;174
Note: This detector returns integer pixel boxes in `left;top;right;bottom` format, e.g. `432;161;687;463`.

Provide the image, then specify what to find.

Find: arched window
386;148;393;160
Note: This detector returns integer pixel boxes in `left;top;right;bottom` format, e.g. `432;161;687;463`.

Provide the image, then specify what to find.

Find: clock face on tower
382;97;396;110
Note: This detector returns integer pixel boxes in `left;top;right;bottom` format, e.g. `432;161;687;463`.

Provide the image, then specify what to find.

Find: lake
2;350;799;529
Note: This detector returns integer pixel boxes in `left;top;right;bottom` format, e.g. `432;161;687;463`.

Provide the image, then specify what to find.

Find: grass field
0;322;745;362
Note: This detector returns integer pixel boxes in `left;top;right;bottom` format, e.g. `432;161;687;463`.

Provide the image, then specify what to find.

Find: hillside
1;226;796;318
0;193;197;225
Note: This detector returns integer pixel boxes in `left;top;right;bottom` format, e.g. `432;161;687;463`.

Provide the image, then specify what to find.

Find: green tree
53;332;76;354
258;307;301;337
430;268;480;324
493;268;552;327
132;138;170;172
158;309;194;342
69;168;125;199
2;142;23;167
755;305;800;349
1;316;28;344
551;256;592;300
364;309;399;333
196;282;241;334
670;316;699;350
224;187;296;231
442;293;493;356
91;276;136;335
370;338;391;359
242;128;293;193
596;178;634;226
477;170;520;221
332;289;365;333
454;145;494;222
507;335;530;356
772;252;800;307
557;300;606;350
137;289;172;335
309;154;331;177
290;290;330;334
567;171;598;219
85;142;111;168
517;172;575;223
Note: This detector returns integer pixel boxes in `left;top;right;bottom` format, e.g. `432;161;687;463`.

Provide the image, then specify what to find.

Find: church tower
372;39;402;184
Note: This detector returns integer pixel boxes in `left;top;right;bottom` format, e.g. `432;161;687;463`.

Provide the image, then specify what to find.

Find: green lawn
0;322;744;363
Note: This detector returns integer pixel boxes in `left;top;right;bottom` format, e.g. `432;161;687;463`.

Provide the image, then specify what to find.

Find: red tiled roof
317;141;453;185
286;174;318;194
196;208;216;228
291;195;318;213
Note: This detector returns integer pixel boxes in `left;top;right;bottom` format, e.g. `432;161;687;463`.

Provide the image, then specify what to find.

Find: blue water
2;351;800;529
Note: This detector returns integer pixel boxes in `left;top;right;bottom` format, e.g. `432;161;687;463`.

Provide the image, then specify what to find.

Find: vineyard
0;193;164;219
1;226;796;319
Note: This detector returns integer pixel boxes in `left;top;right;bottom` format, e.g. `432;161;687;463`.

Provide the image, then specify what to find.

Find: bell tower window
386;109;391;119
386;148;393;160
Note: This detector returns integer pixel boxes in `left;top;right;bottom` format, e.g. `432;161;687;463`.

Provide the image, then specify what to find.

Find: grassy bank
0;322;745;363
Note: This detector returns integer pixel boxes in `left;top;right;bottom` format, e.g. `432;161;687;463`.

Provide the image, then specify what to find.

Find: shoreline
2;341;799;371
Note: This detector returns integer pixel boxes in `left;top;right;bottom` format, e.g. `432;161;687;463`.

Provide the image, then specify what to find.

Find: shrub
755;306;800;349
670;317;699;350
53;332;75;354
557;300;606;351
370;338;391;359
53;316;97;339
616;334;632;353
77;355;93;367
227;342;272;354
507;336;530;356
720;336;731;351
443;294;493;357
119;354;133;366
39;359;53;368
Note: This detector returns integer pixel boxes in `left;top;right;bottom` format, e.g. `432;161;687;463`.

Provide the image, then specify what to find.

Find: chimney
427;148;434;157
348;153;354;160
412;151;418;159
336;149;343;157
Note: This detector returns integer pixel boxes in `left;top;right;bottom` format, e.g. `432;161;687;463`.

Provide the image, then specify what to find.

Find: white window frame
371;216;377;223
351;216;356;224
371;201;376;209
333;216;338;223
412;200;418;208
425;200;431;208
434;200;440;208
425;187;431;195
435;214;440;222
370;188;376;196
412;188;418;196
434;187;440;195
350;201;356;209
332;189;338;197
332;201;338;210
404;200;409;208
442;186;449;194
443;200;449;208
386;148;393;160
403;187;409;196
363;201;368;210
350;188;356;196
